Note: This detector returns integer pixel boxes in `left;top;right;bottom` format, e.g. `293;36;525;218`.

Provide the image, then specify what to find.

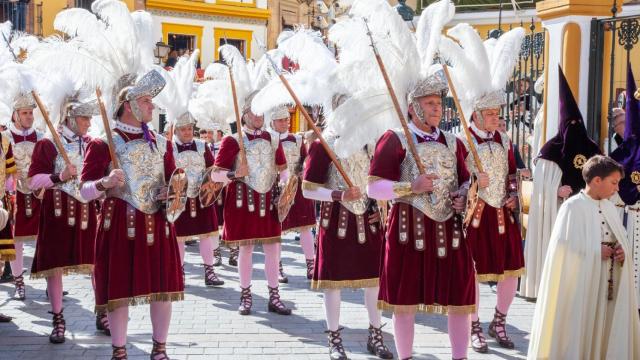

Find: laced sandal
325;327;348;360
238;286;252;315
306;259;314;280
150;339;170;360
367;324;394;359
13;272;25;301
488;307;514;349
0;313;12;322
204;264;224;287
48;310;66;344
96;311;111;336
111;345;127;360
470;319;488;353
267;286;292;315
213;248;222;267
228;247;239;267
278;261;289;283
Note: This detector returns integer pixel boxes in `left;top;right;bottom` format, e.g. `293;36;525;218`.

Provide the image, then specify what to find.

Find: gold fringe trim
14;235;36;242
222;236;281;247
367;175;386;183
176;230;219;243
30;264;94;280
311;277;379;290
301;180;323;191
0;239;14;244
282;224;316;235
95;291;184;313
0;251;15;262
377;300;477;315
476;268;525;283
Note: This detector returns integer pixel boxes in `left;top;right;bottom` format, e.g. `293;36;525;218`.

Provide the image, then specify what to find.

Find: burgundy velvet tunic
81;128;184;312
303;141;382;289
10;130;40;242
280;135;316;233
29;137;96;278
215;131;286;246
369;130;476;314
172;141;219;242
462;129;524;282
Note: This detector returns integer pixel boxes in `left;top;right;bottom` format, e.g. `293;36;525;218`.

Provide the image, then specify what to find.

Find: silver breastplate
107;133;166;214
53;140;87;203
394;131;458;222
233;134;278;194
173;140;206;198
6;131;40;194
324;136;370;215
282;137;301;176
462;135;509;208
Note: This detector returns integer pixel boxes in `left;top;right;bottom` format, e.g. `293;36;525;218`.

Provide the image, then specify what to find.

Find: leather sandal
470;319;488;353
367;324;394;359
488;307;514;349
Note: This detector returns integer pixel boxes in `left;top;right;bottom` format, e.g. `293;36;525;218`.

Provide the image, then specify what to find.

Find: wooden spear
95;88;120;169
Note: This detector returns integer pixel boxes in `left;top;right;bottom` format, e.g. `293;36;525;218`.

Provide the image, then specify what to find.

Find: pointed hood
611;65;640;205
538;65;601;193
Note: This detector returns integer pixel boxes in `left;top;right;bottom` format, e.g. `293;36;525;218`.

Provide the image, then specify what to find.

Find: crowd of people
1;0;640;359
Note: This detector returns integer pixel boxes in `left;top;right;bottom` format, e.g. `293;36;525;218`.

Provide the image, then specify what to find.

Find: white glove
0;208;9;231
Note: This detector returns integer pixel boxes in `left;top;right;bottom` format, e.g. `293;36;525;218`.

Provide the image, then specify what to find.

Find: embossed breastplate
53;139;87;203
462;135;509;208
107;133;166;214
6;130;41;194
233;134;278;194
281;136;301;176
174;140;206;198
0;137;8;198
394;131;458;222
324;136;370;215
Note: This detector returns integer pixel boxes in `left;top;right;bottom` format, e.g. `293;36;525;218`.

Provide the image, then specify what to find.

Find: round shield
277;175;299;223
463;178;479;230
199;168;225;208
166;168;188;223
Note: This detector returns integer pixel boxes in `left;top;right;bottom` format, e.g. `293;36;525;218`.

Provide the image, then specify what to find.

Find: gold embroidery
573;154;587;169
631;171;640;185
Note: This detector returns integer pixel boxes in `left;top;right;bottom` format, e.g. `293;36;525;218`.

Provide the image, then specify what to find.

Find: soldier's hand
155;186;169;201
557;185;572;199
614;244;625;263
60;164;77;182
505;195;518;210
342;187;362;202
102;169;125;189
452;196;466;213
601;244;615;260
235;163;249;178
411;174;438;194
477;172;490;189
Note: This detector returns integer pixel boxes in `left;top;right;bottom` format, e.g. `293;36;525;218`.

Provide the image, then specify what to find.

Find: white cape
520;159;562;298
611;192;640;309
527;191;640;360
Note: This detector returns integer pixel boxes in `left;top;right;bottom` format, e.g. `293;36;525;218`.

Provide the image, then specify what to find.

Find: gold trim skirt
476;268;525;283
31;264;94;280
176;230;219;243
95;291;185;313
311;277;379;290
377;300;476;315
222;236;281;247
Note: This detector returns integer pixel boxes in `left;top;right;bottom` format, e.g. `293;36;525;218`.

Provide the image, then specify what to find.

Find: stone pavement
0;236;534;359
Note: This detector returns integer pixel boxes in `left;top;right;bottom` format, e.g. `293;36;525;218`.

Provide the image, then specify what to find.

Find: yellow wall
213;28;253;60
37;0;136;37
562;22;581;99
162;23;204;61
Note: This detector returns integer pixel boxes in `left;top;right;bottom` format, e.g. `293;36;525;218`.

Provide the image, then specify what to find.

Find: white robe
611;192;640;309
528;191;640;360
520;159;563;299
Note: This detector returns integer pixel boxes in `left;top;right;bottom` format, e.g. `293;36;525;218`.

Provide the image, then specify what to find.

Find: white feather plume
250;49;284;92
131;11;155;72
219;44;251;99
155;49;199;124
204;62;228;81
190;79;234;133
415;0;454;76
276;27;336;75
488;27;525;90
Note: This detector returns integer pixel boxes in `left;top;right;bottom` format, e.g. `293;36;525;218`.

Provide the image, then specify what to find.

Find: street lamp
394;0;416;30
154;40;171;65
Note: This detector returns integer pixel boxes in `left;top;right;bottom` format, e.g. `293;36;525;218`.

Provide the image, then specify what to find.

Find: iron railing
0;0;29;32
75;0;94;11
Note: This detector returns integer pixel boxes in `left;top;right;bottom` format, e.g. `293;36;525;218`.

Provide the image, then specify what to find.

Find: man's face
215;130;223;142
272;117;290;134
593;171;622;199
498;119;507;133
131;95;154;123
613;115;625;137
176;124;194;143
74;116;92;136
476;108;501;132
14;108;34;129
199;132;207;141
245;111;264;130
410;95;442;129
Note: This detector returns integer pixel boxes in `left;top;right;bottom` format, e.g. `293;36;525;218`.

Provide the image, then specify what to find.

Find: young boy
528;155;640;359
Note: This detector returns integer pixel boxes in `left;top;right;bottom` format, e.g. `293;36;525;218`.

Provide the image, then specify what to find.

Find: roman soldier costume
440;24;526;353
28;97;103;343
80;70;184;360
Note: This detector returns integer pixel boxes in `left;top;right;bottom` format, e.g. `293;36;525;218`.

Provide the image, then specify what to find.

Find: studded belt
319;201;378;244
398;203;462;258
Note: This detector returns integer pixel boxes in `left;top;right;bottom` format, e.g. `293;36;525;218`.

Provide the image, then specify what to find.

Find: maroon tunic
370;130;476;314
213;143;225;230
280;135;316;233
173;141;219;242
462;129;524;282
10;130;40;242
81;129;184;312
29;138;96;278
0;136;16;261
215;131;286;246
303;141;382;289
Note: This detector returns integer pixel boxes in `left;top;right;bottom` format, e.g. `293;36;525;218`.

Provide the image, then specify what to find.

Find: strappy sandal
367;324;393;359
150;339;170;360
48;310;66;344
96;311;111;336
203;264;224;287
267;286;291;315
238;286;252;315
111;345;127;360
326;327;348;360
488;307;514;349
471;319;488;353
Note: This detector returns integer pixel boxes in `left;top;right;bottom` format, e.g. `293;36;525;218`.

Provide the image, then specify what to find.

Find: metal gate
440;18;546;169
587;5;640;153
0;0;29;32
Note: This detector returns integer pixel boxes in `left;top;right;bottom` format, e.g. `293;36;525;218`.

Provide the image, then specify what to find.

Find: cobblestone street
0;236;534;359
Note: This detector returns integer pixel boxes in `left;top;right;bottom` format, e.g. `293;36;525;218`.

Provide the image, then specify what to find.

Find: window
0;0;29;32
75;0;94;11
